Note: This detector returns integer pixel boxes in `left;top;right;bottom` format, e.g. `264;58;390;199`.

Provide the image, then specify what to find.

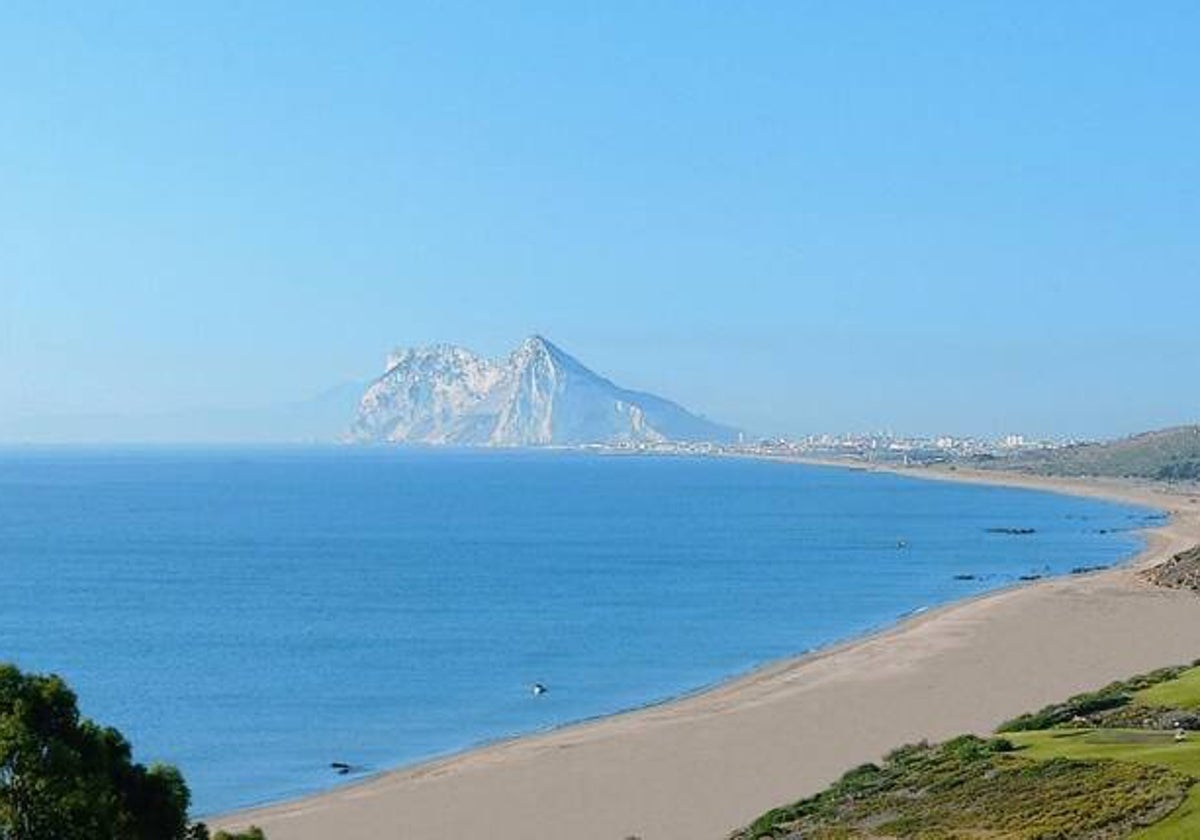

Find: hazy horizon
3;4;1198;442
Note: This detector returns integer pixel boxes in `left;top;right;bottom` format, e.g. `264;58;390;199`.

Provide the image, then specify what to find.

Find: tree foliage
0;663;239;840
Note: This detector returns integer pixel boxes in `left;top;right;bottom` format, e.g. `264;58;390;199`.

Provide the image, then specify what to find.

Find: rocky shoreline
1141;545;1200;592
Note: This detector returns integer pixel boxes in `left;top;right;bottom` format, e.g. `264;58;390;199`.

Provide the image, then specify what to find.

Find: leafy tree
0;663;246;840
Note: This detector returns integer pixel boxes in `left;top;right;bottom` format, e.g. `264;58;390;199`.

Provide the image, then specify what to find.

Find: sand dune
214;467;1200;840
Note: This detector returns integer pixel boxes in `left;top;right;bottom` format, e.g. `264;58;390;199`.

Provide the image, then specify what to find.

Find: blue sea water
0;448;1156;814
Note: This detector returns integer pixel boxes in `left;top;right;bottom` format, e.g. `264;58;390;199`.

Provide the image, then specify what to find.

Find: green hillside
734;662;1200;839
982;425;1200;480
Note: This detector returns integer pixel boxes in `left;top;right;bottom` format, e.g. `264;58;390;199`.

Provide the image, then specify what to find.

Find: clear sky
2;2;1197;441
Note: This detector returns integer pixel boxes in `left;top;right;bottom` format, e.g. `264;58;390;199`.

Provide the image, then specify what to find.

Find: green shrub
0;662;250;840
998;666;1189;732
212;828;267;840
731;737;1190;839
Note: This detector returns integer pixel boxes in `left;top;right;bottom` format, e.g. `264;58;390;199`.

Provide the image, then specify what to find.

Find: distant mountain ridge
349;335;740;446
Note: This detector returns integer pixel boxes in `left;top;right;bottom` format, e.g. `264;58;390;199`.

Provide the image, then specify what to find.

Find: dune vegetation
736;661;1200;839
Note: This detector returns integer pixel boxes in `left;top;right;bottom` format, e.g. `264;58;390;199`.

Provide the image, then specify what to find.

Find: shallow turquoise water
0;448;1154;813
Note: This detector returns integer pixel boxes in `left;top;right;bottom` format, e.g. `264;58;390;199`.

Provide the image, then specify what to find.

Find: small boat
531;682;547;696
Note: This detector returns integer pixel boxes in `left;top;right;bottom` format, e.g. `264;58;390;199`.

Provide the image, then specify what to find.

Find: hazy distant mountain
350;335;740;446
980;425;1200;480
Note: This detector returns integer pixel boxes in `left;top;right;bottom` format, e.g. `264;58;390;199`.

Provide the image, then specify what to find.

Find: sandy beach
214;466;1200;840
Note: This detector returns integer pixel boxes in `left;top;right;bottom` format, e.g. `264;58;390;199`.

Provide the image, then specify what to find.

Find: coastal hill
349;335;740;446
979;425;1200;480
735;662;1200;838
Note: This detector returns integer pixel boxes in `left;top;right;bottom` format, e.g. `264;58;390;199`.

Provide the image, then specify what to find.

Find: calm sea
0;448;1154;814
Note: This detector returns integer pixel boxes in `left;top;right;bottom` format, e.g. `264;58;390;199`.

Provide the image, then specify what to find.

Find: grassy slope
1004;664;1200;838
736;664;1200;839
1010;731;1200;838
1137;669;1200;710
735;737;1188;839
980;425;1200;480
996;665;1191;733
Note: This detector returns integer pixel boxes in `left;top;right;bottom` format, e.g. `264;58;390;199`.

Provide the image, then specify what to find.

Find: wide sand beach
215;465;1200;840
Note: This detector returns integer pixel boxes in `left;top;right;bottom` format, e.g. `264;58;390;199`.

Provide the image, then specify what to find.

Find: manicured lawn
1010;729;1200;837
1012;729;1200;775
1137;666;1200;710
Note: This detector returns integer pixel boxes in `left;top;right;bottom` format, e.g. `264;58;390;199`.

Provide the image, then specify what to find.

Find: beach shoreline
214;463;1200;840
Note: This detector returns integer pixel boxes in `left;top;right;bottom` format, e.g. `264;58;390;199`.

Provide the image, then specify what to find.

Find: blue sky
2;2;1198;440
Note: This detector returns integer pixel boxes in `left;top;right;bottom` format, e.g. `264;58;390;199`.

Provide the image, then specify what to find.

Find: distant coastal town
588;431;1077;464
602;424;1200;484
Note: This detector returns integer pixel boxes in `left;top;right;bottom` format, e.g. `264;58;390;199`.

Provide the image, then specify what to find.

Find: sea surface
0;447;1157;814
